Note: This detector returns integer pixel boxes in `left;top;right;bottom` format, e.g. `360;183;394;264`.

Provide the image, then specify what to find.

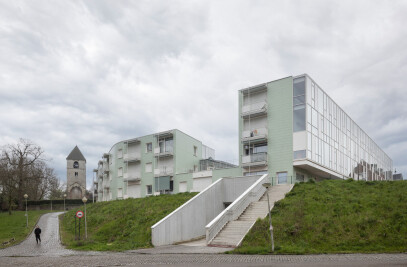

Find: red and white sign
76;211;84;218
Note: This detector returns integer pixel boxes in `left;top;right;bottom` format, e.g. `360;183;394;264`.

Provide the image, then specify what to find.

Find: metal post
51;199;52;211
64;197;65;211
84;202;87;239
78;218;81;240
25;198;28;228
74;215;77;240
266;189;274;252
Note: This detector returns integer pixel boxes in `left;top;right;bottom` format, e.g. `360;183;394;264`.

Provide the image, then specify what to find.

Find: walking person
34;225;41;244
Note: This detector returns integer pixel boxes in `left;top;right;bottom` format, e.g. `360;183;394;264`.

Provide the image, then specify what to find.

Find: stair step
209;184;294;247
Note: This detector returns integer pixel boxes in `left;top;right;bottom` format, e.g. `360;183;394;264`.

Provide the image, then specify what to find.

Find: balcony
103;166;110;173
242;128;268;143
241;101;267;118
123;172;141;182
192;170;213;179
242;152;268;167
154;147;174;157
154;167;174;177
123;152;141;162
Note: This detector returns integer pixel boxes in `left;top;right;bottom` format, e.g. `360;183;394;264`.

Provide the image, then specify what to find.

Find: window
277;172;287;184
117;149;123;159
73;161;79;168
294;150;306;159
293;77;306;132
158;138;173;153
194;146;197;156
146;143;152;152
75;172;78;177
146;185;152;195
117;188;123;198
145;162;152;173
118;167;123;177
296;173;305;182
245;143;267;155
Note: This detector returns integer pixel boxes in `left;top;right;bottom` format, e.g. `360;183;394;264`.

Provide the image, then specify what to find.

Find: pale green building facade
239;74;393;184
94;74;393;201
95;129;241;201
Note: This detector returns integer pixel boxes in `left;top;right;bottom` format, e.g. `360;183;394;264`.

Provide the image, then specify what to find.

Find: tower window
73;161;79;168
75;172;78;177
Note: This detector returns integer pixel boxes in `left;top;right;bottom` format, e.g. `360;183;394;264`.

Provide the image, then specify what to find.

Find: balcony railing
123;172;141;182
241;101;267;118
123;152;141;162
154;167;174;177
154;146;174;157
242;127;268;142
242;152;268;166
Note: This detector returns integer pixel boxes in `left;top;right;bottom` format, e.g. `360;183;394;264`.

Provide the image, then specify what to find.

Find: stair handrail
205;174;269;245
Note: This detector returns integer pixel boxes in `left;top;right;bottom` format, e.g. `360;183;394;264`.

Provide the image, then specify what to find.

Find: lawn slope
233;180;407;254
60;192;197;251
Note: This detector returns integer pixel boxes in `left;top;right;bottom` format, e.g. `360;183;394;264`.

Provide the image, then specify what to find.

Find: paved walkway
130;238;233;254
2;253;407;266
0;212;98;257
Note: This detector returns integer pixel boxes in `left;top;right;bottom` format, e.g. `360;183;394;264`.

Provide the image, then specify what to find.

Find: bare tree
2;139;44;210
0;139;63;214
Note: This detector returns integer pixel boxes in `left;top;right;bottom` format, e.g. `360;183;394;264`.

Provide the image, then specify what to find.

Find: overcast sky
1;0;406;188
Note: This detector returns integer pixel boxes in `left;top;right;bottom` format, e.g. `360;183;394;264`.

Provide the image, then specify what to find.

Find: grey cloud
1;0;406;188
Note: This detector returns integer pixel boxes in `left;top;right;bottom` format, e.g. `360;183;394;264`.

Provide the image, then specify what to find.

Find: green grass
60;192;197;251
0;210;53;248
232;180;407;254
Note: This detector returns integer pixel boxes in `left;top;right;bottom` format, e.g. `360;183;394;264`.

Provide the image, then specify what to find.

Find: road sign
76;210;84;218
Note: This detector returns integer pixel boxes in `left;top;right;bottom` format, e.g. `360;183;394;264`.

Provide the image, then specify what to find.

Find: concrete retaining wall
151;175;260;246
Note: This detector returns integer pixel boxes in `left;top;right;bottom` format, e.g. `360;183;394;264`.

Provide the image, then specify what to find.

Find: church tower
66;146;86;199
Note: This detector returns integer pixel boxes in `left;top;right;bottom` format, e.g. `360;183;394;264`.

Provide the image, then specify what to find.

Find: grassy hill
233;180;407;254
60;192;197;251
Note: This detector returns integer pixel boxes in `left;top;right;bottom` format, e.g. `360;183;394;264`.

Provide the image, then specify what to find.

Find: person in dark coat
34;225;41;244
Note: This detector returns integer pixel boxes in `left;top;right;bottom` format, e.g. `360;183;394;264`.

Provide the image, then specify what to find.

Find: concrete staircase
209;184;293;247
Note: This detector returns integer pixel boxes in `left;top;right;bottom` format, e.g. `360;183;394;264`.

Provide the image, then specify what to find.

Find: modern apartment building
94;129;241;201
239;74;393;184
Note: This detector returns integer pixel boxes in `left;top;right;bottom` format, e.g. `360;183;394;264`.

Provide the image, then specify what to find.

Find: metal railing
242;152;267;164
124;152;141;161
241;101;267;114
205;174;269;245
154;166;174;176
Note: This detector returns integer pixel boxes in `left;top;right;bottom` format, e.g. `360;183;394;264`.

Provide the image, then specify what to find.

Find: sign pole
74;215;77;240
79;218;81;240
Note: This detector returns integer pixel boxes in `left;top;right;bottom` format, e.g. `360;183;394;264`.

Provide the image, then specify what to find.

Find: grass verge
0;210;53;248
232;180;407;254
60;192;197;251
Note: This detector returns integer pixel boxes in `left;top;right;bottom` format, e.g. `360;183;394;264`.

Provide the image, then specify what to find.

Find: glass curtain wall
293;75;392;180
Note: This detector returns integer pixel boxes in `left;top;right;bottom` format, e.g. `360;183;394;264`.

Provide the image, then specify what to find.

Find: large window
303;75;392;180
293;77;306;132
159;138;173;153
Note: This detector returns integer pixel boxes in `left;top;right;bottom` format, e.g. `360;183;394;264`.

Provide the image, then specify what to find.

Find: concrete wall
268;77;294;184
151;175;260;246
